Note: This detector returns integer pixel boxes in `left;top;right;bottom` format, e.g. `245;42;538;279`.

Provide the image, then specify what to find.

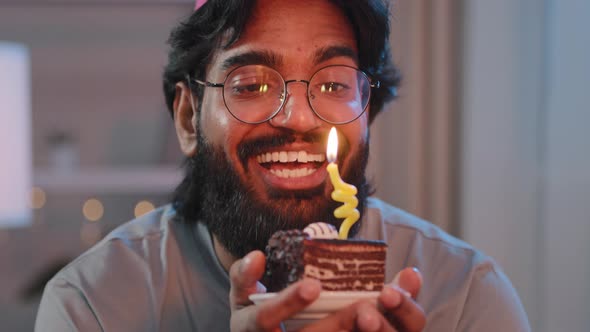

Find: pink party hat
195;0;207;10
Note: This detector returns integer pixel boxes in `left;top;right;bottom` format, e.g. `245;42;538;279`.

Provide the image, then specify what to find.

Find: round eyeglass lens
308;66;371;124
222;65;285;123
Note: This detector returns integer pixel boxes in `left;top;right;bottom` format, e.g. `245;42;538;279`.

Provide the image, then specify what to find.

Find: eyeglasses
186;64;380;124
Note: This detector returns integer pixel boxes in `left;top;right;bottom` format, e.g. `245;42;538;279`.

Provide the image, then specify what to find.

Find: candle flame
327;127;338;163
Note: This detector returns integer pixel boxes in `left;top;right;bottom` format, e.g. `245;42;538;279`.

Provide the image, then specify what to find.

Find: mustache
237;130;326;162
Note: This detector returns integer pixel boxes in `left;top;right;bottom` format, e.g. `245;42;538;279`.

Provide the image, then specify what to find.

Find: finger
248;279;321;330
229;250;267;309
230;305;284;332
302;300;395;332
379;286;426;332
355;301;396;332
392;267;422;299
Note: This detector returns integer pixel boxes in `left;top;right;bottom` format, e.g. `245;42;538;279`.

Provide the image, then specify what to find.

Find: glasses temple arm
184;74;224;88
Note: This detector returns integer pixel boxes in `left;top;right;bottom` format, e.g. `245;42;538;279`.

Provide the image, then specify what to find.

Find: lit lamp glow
326;127;359;239
134;200;155;218
0;42;31;228
83;198;104;222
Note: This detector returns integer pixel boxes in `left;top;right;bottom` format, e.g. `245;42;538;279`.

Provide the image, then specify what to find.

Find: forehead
211;0;358;75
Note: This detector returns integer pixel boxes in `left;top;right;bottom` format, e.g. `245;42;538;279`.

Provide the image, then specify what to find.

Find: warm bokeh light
80;222;102;247
29;186;46;209
134;200;155;218
82;198;104;222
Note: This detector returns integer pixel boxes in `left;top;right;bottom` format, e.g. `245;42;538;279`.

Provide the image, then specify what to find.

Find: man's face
202;0;368;200
175;0;371;256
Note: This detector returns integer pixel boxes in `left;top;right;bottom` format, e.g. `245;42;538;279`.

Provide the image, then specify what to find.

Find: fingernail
239;254;251;274
389;287;403;306
382;286;403;308
299;279;321;301
358;304;380;331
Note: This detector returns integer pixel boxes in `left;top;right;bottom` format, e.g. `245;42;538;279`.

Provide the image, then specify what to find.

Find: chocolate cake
263;227;387;292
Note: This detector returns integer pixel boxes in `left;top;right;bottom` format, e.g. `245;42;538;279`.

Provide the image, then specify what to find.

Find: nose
268;80;321;132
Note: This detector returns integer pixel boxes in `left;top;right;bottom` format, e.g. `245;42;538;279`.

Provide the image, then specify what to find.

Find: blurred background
0;0;588;331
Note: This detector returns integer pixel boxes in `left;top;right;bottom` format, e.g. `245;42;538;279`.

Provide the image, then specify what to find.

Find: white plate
249;291;380;330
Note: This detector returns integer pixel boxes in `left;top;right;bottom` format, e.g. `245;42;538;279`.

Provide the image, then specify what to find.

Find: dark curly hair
162;0;400;124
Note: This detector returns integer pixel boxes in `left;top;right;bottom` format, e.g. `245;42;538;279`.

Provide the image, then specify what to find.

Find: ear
173;82;198;157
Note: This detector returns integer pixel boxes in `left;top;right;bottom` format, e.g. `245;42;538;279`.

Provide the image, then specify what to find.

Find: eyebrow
313;46;358;65
218;45;358;73
220;50;283;71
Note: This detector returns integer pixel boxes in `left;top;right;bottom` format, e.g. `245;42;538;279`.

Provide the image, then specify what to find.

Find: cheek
340;114;370;163
199;92;252;171
353;114;370;146
199;91;232;145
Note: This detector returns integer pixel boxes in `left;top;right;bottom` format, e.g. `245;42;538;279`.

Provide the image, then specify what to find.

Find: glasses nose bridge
284;79;310;96
280;79;313;115
270;78;321;129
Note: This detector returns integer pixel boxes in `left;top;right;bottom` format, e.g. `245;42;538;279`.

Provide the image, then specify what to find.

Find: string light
29;186;46;209
134;200;155;218
82;198;104;222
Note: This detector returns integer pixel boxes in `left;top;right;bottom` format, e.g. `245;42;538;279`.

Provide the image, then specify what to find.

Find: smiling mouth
255;150;326;178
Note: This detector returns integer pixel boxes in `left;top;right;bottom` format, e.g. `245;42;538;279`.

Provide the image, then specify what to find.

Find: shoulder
37;207;230;331
37;205;184;329
362;197;477;259
361;198;530;330
361;197;494;277
62;204;178;277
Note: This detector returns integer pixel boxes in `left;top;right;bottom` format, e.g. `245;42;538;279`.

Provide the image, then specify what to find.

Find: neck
212;234;238;272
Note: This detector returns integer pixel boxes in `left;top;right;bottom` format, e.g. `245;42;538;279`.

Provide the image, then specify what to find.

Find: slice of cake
263;223;387;292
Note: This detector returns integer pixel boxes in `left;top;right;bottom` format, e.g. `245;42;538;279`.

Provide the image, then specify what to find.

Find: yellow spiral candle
326;127;360;239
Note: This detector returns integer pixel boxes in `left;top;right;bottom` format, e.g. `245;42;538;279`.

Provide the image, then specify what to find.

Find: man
36;0;530;331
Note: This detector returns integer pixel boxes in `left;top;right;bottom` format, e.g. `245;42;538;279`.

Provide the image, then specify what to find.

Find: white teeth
279;151;288;162
298;151;308;163
287;151;298;162
270;168;316;178
312;154;326;162
256;151;325;164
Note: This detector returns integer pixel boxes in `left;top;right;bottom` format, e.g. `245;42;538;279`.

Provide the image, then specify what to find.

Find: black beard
172;131;372;259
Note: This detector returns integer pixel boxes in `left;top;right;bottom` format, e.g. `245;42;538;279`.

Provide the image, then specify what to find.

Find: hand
379;267;426;331
229;251;322;332
230;251;425;332
299;267;426;332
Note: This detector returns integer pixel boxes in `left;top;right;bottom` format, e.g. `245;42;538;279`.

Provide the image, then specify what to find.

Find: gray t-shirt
35;198;530;331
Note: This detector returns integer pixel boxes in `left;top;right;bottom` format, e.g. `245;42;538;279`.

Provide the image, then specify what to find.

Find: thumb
392;267;423;299
229;250;267;310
